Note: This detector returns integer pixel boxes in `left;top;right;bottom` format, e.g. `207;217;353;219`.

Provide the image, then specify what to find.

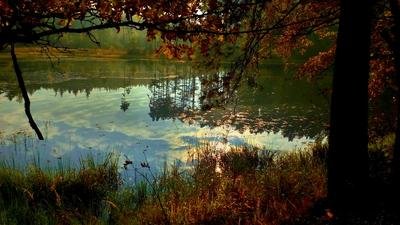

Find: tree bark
327;0;373;215
10;43;44;140
390;0;400;201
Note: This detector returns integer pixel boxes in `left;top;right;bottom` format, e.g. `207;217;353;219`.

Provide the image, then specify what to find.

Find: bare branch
10;43;44;140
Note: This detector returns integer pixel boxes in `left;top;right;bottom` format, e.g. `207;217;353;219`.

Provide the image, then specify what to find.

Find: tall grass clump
0;154;120;225
109;143;327;225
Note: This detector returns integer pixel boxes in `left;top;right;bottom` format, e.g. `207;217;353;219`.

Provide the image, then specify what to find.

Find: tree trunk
390;0;400;202
10;43;44;140
327;0;373;215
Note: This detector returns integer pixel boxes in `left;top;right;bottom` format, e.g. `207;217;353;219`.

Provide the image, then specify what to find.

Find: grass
0;141;397;225
0;154;120;225
0;143;327;225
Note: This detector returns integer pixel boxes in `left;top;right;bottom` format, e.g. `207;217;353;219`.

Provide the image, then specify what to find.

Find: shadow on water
147;69;329;141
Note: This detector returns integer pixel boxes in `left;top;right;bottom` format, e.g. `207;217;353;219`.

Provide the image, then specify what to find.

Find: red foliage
297;46;336;80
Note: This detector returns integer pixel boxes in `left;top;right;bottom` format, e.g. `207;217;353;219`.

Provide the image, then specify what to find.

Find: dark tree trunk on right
390;0;400;203
327;0;373;215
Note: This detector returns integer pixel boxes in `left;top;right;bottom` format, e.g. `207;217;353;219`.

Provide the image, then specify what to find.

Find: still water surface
0;57;329;171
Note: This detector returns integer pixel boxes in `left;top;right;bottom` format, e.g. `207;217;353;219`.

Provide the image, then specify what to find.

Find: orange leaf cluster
157;43;194;60
297;46;336;80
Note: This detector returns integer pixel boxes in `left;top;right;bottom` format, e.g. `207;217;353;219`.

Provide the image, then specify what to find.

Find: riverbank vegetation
0;140;397;225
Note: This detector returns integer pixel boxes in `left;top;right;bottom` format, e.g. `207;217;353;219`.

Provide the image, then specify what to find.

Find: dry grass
2;142;396;225
0;154;120;225
0;47;128;60
110;144;327;225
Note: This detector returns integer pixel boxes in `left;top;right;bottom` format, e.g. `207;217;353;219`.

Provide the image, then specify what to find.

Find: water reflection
120;87;132;112
147;72;328;141
149;77;199;121
0;58;329;169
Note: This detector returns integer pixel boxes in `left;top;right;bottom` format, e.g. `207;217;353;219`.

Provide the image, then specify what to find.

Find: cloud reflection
1;76;317;170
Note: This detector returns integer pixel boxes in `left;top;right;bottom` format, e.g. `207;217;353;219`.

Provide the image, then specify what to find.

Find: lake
0;56;329;173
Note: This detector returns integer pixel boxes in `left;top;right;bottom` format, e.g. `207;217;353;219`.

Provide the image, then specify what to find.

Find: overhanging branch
10;43;44;140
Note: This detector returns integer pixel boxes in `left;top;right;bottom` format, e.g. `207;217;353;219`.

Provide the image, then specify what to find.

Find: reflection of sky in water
0;85;313;172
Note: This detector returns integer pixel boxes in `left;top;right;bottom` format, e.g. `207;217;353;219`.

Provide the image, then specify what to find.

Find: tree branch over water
10;43;44;140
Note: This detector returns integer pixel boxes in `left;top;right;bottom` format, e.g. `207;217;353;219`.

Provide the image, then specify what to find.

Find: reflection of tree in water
120;87;131;112
148;74;329;140
148;76;198;121
1;78;136;100
198;72;237;111
0;59;195;100
179;105;328;141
